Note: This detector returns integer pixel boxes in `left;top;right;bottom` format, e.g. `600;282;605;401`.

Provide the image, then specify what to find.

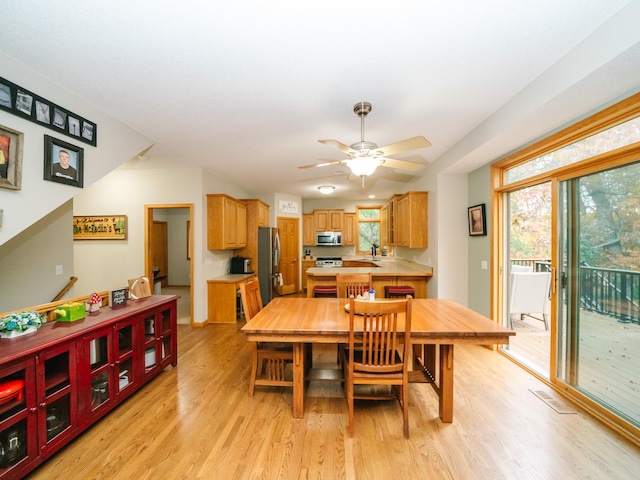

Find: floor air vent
529;389;576;414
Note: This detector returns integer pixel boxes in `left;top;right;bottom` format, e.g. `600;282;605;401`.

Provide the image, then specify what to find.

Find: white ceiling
2;1;640;200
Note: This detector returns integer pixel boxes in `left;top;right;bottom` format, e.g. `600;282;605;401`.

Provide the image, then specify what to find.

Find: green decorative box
55;302;86;322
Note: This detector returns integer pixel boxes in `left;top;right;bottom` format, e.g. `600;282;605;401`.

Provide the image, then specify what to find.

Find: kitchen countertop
207;273;256;283
307;257;433;276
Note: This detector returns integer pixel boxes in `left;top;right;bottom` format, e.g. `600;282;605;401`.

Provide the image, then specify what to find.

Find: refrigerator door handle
274;231;281;269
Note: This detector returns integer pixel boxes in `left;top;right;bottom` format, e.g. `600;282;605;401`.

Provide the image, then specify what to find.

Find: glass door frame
490;92;640;443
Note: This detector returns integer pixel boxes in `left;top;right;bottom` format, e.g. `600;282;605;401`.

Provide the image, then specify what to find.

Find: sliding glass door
558;161;640;427
502;182;551;377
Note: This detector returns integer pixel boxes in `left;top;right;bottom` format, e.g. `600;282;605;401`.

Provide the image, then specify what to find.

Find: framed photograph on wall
43;134;84;188
468;204;487;236
0;124;24;190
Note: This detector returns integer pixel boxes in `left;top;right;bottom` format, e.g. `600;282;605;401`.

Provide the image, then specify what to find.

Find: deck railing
579;265;640;324
511;259;639;324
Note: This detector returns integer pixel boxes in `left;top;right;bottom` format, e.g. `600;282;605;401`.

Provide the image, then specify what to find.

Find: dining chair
336;272;373;299
239;279;294;396
343;296;413;438
335;273;373;366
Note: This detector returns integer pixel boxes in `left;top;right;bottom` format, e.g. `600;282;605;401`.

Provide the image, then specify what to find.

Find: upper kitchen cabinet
386;195;399;246
207;194;247;250
396;191;428;248
303;214;315;246
343;212;356;246
380;206;388;248
314;209;343;231
234;199;270;272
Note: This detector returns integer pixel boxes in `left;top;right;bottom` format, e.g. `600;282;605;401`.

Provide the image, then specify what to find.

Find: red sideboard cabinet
0;295;177;479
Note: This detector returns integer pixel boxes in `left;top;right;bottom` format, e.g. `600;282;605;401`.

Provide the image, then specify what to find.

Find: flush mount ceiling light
299;102;431;188
318;185;335;195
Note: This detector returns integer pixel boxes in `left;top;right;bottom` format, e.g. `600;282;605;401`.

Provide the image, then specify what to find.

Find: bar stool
384;285;415;298
313;285;337;297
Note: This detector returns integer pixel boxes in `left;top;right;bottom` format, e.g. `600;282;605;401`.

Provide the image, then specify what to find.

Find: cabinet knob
30;407;37;413
39;402;47;409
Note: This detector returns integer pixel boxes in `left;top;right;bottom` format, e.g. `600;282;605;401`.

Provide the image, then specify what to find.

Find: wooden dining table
240;297;515;422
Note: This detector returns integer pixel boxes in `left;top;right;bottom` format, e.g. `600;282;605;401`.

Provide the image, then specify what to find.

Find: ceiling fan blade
318;139;356;154
373;136;431;156
380;157;427;172
298;159;345;169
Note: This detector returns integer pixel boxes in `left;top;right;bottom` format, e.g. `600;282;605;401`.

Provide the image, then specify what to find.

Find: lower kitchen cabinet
0;295;177;479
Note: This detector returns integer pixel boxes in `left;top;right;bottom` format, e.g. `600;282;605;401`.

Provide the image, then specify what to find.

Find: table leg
292;342;306;418
439;344;454;423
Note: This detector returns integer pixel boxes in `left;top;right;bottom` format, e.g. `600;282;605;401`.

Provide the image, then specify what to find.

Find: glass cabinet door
83;328;113;424
142;312;159;376
0;360;36;477
36;342;77;456
158;306;175;367
115;319;135;395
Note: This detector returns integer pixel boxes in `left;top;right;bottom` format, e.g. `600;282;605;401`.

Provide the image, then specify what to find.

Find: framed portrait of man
43;134;84;188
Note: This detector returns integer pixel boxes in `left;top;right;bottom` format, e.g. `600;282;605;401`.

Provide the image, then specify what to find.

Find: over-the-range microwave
316;231;342;246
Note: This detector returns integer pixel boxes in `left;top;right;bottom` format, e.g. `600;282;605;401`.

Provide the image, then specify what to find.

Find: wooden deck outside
503;309;640;426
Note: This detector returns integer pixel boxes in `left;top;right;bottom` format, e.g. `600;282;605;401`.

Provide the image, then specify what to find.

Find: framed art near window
0;124;24;190
44;135;84;188
468;204;487;236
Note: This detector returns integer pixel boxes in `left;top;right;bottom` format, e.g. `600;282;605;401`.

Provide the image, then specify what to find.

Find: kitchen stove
315;257;343;267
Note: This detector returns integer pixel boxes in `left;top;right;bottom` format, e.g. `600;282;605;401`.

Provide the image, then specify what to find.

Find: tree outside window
357;206;381;254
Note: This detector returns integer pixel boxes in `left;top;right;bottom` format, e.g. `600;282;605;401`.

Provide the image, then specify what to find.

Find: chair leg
347;376;355;437
543;313;549;330
248;343;259;396
402;381;409;439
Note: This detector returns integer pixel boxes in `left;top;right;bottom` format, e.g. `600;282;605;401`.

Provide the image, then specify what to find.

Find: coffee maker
230;256;251;274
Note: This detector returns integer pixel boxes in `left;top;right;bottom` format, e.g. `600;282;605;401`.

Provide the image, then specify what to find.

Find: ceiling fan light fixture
345;157;382;177
317;185;335;194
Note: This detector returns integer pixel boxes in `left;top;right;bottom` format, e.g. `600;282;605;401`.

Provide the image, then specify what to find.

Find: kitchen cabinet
302;214;315;246
381;206;389;249
343;213;356;246
314;209;343;232
207;274;256;323
301;260;316;291
0;296;177;480
386;195;399;246
207;194;247;250
234;199;271;276
396;191;428;248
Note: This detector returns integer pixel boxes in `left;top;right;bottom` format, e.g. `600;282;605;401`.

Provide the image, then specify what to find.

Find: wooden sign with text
73;215;127;240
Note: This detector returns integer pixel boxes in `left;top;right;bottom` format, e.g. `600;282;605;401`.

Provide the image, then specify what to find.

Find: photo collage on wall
0;76;97;147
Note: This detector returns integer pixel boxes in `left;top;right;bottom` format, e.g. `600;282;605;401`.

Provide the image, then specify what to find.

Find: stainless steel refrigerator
257;226;280;305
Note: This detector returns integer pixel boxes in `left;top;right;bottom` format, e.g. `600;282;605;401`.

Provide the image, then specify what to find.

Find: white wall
0;201;74;311
436;174;469;305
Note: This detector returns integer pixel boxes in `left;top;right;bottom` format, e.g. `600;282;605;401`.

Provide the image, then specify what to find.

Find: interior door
276;217;299;295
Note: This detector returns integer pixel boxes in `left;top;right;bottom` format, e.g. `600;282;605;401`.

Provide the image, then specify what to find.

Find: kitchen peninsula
306;257;433;298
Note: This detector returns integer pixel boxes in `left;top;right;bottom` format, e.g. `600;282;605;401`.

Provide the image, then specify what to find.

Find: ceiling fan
299;102;431;187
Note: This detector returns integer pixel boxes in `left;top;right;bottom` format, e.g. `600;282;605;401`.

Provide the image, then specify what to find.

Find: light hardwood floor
26;319;640;479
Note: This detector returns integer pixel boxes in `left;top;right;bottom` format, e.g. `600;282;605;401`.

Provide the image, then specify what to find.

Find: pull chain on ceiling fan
299;102;431;187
